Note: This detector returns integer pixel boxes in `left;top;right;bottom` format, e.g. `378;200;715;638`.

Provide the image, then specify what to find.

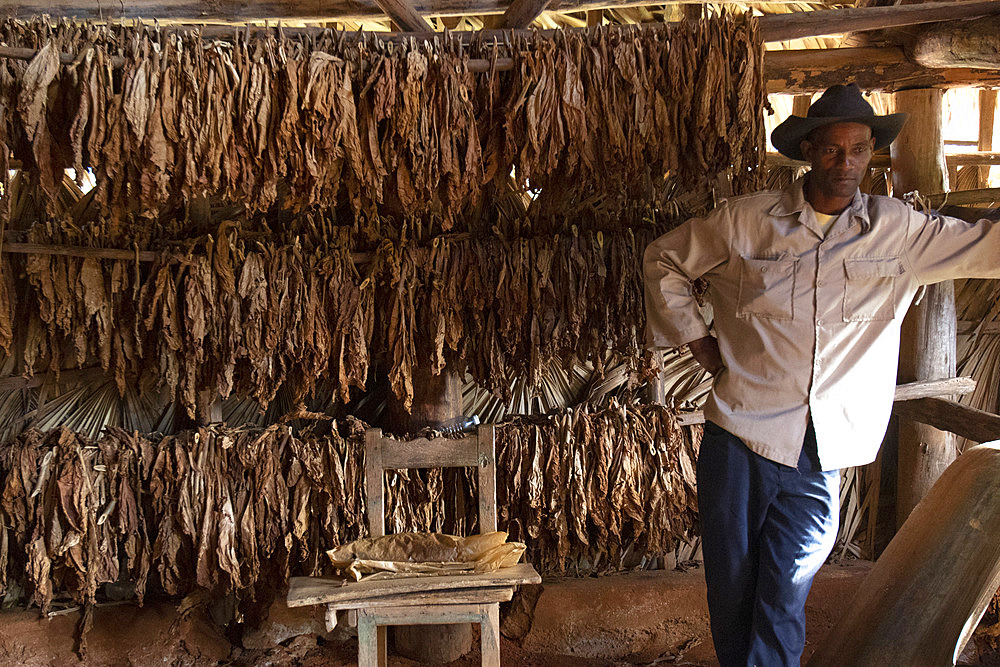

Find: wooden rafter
496;0;553;29
373;0;434;32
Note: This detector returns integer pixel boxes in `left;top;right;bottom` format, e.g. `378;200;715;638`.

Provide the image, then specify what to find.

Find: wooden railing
677;376;1000;445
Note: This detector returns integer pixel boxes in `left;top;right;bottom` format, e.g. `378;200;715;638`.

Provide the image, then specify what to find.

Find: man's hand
688;336;724;376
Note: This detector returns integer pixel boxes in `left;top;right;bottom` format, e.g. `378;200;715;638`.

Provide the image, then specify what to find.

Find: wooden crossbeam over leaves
497;0;554;29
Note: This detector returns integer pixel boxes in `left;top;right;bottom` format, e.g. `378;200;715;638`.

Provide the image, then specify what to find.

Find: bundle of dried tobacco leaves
0;17;763;231
0;405;699;647
5;226;658;414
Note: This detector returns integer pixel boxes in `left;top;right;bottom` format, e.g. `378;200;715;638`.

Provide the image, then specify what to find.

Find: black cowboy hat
771;83;908;161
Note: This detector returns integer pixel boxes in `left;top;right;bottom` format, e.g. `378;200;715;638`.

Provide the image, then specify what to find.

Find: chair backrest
364;424;497;538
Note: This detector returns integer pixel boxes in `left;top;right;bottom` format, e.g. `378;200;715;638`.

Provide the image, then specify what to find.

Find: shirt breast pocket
737;256;797;321
843;257;903;322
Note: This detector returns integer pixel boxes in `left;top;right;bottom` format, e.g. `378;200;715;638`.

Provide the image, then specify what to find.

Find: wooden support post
791;94;812;118
891;87;958;528
384;364;473;663
979;89;997;188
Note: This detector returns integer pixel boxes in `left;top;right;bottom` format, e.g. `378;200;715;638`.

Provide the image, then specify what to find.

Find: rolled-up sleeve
903;209;1000;285
643;203;733;349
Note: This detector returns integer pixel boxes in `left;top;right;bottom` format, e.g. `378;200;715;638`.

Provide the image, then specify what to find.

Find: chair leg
358;612;379;667
480;602;500;667
377;624;388;667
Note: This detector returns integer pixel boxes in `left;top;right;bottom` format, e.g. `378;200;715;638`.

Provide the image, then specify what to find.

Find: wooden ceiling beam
6;0;1000;40
759;1;1000;43
764;46;1000;94
910;16;1000;69
496;0;553;29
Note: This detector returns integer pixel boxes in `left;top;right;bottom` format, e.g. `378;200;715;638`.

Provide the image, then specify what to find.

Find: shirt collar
769;175;871;233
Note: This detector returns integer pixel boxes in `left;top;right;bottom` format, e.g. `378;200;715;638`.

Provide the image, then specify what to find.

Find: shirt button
817;319;824;325
760;267;767;273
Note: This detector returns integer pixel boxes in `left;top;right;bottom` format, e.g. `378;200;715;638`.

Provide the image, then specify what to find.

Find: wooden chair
287;424;540;667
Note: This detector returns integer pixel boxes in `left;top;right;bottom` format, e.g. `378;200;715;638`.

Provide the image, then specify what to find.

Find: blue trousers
697;421;840;667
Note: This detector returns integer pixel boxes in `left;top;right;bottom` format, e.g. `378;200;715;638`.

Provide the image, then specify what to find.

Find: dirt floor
1;562;997;666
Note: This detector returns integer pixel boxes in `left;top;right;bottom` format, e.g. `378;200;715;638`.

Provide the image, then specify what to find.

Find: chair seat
287;562;541;608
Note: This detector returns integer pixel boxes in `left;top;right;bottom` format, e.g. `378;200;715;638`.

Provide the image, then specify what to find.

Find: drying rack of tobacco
0;15;764;651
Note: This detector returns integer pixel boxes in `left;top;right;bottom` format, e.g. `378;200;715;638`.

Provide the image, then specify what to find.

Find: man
643;83;1000;666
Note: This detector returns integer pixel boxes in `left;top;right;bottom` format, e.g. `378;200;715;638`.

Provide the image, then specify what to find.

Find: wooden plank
365;428;386;538
372;0;434;32
675;378;977;428
477;424;498;534
893;397;1000;445
324;585;513;610
361;603;486;626
357;613;380;667
496;0;552;29
286;562;540;607
378;434;479;469
482;603;501;667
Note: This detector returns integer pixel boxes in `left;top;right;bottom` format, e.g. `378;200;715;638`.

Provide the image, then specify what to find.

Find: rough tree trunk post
385;364;475;663
890;87;958;528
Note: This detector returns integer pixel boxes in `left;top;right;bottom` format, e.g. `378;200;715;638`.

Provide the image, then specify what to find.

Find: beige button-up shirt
644;176;1000;470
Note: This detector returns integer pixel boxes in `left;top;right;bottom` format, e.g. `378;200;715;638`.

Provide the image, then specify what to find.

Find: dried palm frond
956;278;1000;452
27;375;168;439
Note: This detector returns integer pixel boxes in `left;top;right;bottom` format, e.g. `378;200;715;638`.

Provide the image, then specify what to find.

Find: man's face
799;122;875;201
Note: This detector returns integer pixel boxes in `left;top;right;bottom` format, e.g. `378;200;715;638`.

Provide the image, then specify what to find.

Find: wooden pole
891;87;958;529
384;364;473;662
791;94;812;118
892;397;1000;445
979;89;997;188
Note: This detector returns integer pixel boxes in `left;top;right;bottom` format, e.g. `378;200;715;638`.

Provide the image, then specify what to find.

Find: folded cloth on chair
327;531;526;581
